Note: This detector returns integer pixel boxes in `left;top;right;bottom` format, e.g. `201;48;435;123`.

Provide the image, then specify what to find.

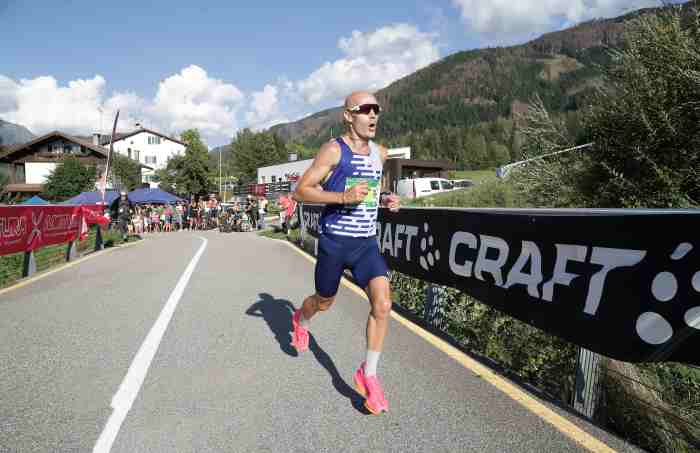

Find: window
147;135;161;145
145;155;157;165
430;181;440;190
134;150;140;161
440;180;453;190
128;148;132;159
48;142;62;154
271;176;276;183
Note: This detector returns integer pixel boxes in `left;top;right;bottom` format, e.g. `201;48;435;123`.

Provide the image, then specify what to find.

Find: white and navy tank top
320;137;383;237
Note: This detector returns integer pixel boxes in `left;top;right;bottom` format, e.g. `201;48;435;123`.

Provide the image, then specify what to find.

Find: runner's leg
365;276;392;369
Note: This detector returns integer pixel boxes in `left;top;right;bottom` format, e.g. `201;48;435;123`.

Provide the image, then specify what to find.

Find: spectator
246;195;258;230
117;191;132;241
258;196;268;230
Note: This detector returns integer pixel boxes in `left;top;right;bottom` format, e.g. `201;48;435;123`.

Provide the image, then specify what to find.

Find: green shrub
408;178;528;208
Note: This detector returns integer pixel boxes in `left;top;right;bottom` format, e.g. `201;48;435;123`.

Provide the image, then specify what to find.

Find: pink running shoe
353;362;389;414
291;309;309;352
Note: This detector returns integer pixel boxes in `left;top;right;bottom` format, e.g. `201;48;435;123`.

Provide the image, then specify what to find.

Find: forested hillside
269;4;677;169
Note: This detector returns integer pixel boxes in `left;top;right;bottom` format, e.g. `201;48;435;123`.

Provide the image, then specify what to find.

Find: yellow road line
278;239;617;453
0;239;145;297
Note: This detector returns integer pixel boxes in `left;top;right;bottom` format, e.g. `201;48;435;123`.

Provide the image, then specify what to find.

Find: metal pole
497;142;594;178
573;347;602;419
22;251;36;278
219;148;222;197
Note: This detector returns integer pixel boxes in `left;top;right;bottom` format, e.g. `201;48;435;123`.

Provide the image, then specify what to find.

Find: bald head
344;91;376;109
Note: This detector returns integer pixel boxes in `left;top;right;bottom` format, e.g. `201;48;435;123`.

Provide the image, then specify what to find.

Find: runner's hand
384;193;401;212
343;181;369;204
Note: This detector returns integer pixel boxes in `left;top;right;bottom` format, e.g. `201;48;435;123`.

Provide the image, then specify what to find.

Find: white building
98;127;186;188
256;147;411;184
258;158;313;184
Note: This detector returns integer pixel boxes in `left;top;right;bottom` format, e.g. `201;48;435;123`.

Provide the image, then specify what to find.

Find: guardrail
296;203;700;451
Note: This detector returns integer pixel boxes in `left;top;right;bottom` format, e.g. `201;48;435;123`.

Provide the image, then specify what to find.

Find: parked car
396;177;454;199
451;179;474;189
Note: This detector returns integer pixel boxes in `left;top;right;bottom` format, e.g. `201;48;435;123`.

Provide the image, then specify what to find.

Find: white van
396;178;454;199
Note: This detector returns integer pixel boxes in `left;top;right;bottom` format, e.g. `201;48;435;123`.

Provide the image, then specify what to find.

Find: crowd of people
113;193;287;237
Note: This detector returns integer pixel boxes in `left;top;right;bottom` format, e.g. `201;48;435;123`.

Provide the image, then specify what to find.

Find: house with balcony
0;131;150;201
98;127;186;188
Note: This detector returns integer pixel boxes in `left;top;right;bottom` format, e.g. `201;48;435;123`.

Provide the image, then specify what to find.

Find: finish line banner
300;204;700;366
0;204;107;256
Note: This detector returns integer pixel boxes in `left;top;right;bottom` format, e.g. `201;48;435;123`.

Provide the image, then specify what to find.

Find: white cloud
451;0;658;36
2;74;106;135
244;84;289;131
149;65;244;139
0;24;440;145
296;24;440;105
0;65;245;146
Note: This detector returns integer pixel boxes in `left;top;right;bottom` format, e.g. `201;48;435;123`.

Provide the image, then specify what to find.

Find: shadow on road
308;334;368;414
246;293;368;414
245;293;297;357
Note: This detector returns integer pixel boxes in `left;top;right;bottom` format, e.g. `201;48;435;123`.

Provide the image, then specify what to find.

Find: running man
292;90;400;414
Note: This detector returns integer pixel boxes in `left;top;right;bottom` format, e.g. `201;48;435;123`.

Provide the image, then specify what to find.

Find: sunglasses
348;103;381;115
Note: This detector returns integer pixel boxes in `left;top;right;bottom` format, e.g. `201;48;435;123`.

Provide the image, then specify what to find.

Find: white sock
299;312;310;329
365;350;381;376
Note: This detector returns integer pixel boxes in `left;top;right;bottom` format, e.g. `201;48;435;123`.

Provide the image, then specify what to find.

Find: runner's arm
377;144;400;210
293;142;344;204
378;144;389;164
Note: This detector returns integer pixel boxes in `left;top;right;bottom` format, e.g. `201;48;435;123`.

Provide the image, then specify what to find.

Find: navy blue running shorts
314;233;389;298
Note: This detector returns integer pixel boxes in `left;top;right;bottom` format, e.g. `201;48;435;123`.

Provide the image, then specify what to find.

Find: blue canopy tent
20;195;49;205
63;190;120;205
127;188;184;204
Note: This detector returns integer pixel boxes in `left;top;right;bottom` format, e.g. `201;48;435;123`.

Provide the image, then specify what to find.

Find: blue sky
1;0;670;147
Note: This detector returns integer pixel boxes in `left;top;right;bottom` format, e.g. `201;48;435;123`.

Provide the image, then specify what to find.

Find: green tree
154;154;184;194
463;133;488;170
287;141;316;160
177;129;213;196
581;7;700;208
110;154;142;191
230;129;287;182
43;156;97;201
487;141;510;167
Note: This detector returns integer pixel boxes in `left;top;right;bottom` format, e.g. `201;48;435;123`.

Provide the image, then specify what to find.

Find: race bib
344;177;378;207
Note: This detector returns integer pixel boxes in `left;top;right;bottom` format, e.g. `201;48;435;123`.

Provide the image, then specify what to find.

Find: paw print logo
419;222;441;271
636;243;700;345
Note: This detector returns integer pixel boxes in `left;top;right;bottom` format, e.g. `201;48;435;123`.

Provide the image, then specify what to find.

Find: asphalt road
0;231;643;453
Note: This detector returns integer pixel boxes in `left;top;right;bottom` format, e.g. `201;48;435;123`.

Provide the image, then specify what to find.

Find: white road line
93;236;208;453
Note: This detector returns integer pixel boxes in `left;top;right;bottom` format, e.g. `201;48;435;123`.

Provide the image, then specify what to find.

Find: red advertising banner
0;204;109;256
251;184;267;196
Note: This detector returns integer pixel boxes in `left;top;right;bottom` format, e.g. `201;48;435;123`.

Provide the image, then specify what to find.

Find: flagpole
101;110;120;211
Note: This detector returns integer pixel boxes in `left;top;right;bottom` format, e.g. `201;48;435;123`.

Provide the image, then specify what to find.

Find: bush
581;7;700;208
408;178;527;208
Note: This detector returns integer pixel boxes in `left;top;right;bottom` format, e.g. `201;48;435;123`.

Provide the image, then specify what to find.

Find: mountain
268;3;679;153
0;119;35;146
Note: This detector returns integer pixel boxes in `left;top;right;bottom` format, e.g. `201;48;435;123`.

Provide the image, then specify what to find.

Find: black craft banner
300;203;700;366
